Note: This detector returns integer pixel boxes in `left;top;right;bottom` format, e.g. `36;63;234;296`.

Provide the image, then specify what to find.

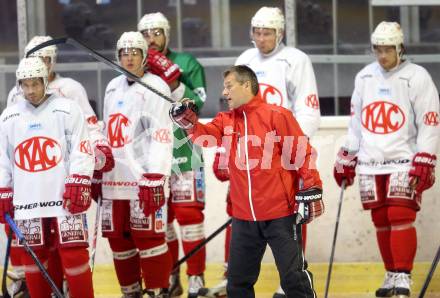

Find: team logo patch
153;128;172;143
362;101;405;134
259;83;283;106
108;113;131;148
59;215;86;243
14;136;62;172
130;200;152;231
423;111;439;126
79;140;93;155
28;123;42;130
17;218;43;246
305;94;319;109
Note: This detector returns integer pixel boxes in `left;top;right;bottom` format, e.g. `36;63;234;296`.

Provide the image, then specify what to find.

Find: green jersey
167;49;207;174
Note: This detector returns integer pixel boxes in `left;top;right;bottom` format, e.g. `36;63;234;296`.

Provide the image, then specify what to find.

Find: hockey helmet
138;12;170;50
116;31;148;64
25;36;57;63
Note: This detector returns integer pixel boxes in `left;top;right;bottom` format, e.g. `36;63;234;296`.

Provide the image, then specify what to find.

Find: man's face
119;47;144;77
20;78;45;105
142;28;166;53
222;73;249;110
252;27;277;55
373;45;399;71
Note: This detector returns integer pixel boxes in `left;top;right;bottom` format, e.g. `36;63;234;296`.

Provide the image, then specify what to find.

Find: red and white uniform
345;60;440;273
0;94;95;298
235;44;320;137
7;74;106;145
101;73;173;294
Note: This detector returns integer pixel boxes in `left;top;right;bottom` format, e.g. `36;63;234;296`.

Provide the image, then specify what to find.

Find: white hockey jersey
0;95;94;220
235;44;320;137
346;60;440;174
102;73;173;200
7;73;105;144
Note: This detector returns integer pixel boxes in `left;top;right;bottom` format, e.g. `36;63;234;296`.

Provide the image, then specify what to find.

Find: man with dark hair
170;65;324;298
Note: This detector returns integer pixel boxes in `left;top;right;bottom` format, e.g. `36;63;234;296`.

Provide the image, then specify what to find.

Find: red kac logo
305;94;319;109
362;101;405;134
423;111;439;126
153;129;171;143
79;140;93;155
15;136;62;172
108;113;131;148
259;83;283;106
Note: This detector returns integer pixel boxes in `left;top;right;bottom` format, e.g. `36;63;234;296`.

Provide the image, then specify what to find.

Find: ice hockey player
5;35;114;296
0;56;95;298
138;12;208;298
206;7;320;298
334;21;440;298
97;31;173;298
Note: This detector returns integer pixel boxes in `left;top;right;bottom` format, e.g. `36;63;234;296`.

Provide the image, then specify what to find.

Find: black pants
227;215;316;298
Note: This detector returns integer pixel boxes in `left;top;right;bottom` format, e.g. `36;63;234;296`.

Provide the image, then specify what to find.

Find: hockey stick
172;218;232;270
418;244;440;298
1;229;12;298
4;214;63;298
324;180;346;298
25;37;174;103
90;196;102;273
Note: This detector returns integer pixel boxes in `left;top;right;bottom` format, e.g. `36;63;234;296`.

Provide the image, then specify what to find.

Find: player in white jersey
5;35;115;296
0;57;95;298
97;31;173;298
334;22;440;298
204;7;321;298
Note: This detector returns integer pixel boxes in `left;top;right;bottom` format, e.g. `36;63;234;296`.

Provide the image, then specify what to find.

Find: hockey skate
394;272;411;298
198;278;227;298
272;285;285;298
145;288;169;298
375;271;395;297
169;272;183;297
6;270;30;298
188;275;205;298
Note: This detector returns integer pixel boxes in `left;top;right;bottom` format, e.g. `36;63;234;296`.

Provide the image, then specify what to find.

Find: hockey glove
213;147;229;182
333;147;357;187
91;170;103;202
63;175;92;214
147;49;181;85
295;188;324;224
169;100;198;129
138;173;166;217
94;140;115;173
0;187;13;224
409;152;436;194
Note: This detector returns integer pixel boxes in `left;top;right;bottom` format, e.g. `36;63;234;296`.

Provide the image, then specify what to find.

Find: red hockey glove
138;173;166;217
63;175;92;214
91;171;103;202
294;188;324;224
409;152;436;194
213;147;229;182
169;100;198;129
333;147;357;188
147;49;181;85
94;141;115;173
0;188;13;224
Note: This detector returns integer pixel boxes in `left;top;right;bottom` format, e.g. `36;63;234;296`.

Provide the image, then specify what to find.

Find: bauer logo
14;136;62;172
259;83;283;106
108;113;131;148
423;111;439;126
362;101;405;134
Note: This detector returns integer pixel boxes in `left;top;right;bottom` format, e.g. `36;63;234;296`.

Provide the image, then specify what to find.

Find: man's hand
147;49;181;86
0;187;13;224
295;188;324;224
169;100;198;129
63;175;92;214
409;152;436;193
213;147;229;182
138;173;166;217
333;147;357;188
94;141;115;173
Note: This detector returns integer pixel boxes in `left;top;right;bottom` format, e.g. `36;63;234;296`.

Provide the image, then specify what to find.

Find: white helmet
16;57;49;101
24;36;57;64
251;7;285;55
116;31;148;64
138;12;170;50
371;21;404;47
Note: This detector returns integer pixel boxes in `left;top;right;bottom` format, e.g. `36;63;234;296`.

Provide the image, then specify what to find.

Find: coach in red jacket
170;65;324;298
